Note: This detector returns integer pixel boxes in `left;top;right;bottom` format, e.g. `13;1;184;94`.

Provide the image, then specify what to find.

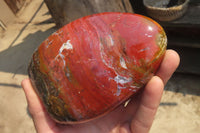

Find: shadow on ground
0;2;56;77
165;73;200;96
0;27;56;76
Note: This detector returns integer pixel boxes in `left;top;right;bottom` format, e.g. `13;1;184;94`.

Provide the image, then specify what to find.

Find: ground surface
0;0;199;133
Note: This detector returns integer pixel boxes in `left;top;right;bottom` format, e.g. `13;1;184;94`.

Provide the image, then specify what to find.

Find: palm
56;93;142;133
22;50;180;133
56;97;139;133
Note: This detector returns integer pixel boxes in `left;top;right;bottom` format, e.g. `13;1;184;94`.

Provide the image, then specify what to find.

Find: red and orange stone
28;12;167;124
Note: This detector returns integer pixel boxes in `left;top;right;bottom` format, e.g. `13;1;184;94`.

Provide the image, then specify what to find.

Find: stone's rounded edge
27;50;77;123
27;12;167;124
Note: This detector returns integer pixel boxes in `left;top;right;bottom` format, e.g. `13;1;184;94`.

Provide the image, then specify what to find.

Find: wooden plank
165;27;200;48
168;46;200;75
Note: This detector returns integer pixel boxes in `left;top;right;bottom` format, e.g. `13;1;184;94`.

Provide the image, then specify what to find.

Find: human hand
22;49;179;133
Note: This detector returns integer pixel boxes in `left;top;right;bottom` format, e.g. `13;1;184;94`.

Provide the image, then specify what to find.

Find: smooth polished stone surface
28;12;167;124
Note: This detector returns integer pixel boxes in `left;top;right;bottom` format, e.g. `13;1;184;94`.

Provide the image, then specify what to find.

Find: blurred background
0;0;199;132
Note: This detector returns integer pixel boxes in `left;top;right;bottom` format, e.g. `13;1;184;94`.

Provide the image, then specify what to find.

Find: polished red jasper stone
28;12;167;124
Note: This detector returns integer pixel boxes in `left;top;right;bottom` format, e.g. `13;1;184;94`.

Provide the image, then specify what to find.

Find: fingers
21;78;44;116
131;76;164;133
129;50;179;133
21;78;57;133
156;49;180;85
